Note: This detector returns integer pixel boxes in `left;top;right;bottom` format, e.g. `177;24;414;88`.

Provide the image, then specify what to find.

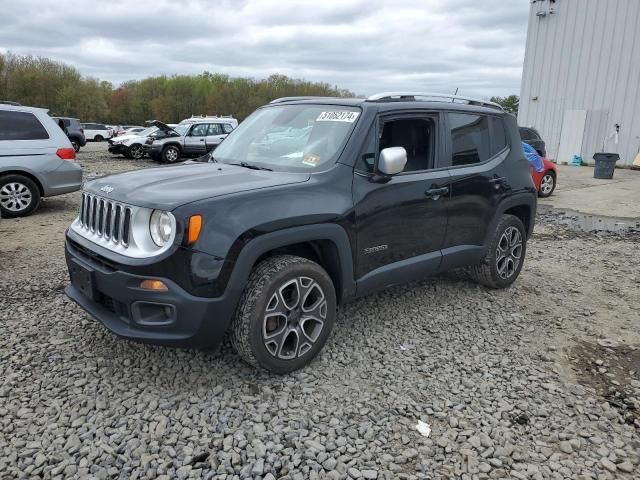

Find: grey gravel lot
1;143;639;479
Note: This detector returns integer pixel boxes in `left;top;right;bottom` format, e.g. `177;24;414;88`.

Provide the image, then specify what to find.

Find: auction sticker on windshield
316;111;360;123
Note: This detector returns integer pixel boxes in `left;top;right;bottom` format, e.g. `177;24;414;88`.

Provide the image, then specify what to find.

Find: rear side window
489;117;508;153
207;124;223;135
519;127;538;141
448;113;507;167
222;124;234;134
0;111;50;141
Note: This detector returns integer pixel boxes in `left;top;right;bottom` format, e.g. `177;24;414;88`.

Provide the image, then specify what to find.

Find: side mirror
378;147;407;175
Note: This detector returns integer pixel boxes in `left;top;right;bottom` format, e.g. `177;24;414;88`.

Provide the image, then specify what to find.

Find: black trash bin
593;153;619;179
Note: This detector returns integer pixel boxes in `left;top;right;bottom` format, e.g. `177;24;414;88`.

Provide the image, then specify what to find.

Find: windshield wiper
229;161;273;171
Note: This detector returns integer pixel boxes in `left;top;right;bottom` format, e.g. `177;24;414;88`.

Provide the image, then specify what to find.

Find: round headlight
149;210;174;247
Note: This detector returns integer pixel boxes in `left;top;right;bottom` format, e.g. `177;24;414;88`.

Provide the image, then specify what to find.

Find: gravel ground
1;143;639;479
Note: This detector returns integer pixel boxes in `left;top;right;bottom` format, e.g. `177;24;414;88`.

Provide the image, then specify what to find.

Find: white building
518;0;640;166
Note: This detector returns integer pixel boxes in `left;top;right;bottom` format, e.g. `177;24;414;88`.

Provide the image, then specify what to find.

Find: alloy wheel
0;182;32;212
496;226;522;279
262;276;327;360
165;148;178;162
540;174;554;195
130;145;143;159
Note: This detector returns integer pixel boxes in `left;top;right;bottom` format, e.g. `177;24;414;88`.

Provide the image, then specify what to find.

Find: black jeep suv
64;93;537;373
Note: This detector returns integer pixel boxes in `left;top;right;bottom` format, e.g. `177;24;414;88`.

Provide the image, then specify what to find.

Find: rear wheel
538;171;556;197
230;255;336;373
0;174;41;218
72;141;80;153
162;145;181;163
469;214;527;289
94;135;104;142
127;144;144;160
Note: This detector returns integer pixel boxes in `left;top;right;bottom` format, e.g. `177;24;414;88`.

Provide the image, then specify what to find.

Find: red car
531;157;557;197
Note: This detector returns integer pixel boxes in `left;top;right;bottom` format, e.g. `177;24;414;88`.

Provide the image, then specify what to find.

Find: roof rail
366;92;503;110
269;96;339;104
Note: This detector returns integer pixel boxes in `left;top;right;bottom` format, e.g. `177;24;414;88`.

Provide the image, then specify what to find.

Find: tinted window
449;113;491;166
0;110;49;141
207;124;222;135
519;127;538;141
222;123;234;134
490;117;507;153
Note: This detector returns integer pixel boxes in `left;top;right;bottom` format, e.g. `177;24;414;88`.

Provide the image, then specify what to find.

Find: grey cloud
0;0;530;97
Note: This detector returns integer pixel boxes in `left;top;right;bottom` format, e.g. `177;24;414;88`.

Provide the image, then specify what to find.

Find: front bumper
64;238;237;348
108;143;127;155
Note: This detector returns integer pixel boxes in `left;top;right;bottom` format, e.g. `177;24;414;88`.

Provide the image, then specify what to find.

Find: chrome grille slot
76;193;132;247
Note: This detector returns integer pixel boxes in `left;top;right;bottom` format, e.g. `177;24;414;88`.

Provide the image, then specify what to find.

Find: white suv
81;123;114;142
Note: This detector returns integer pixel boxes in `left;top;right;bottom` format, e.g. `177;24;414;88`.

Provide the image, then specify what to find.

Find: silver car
0;104;83;217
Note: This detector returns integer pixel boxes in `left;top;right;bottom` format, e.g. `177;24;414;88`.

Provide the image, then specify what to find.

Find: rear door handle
425;186;449;199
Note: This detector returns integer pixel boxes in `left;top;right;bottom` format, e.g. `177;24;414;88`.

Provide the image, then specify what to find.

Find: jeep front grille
78;193;132;246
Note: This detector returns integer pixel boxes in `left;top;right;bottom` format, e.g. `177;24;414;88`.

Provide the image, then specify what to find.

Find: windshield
174;124;190;136
213;105;360;171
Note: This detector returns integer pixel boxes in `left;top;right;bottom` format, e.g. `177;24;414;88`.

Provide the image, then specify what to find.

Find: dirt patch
569;340;640;429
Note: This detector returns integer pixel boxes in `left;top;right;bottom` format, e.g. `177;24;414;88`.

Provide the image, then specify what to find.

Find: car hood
148;119;177;135
84;162;310;210
111;133;141;143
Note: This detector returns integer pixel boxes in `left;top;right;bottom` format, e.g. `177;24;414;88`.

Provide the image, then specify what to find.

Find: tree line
0;52;354;124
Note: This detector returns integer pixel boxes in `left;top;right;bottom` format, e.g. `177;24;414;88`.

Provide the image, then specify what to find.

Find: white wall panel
518;0;640;165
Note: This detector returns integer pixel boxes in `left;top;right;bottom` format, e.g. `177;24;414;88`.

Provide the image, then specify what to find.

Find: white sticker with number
316;111;360;123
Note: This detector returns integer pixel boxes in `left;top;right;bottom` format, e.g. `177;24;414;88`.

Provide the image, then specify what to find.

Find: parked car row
107;115;238;162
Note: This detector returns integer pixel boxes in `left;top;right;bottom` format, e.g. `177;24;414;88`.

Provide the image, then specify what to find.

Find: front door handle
200;138;205;142
425;186;449;199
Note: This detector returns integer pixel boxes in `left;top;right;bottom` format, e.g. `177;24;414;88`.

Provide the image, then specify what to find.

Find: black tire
538;171;556;198
161;145;181;163
469;214;527;289
94;135;104;142
127;144;144;160
230;255;337;373
0;174;41;218
72;142;80;153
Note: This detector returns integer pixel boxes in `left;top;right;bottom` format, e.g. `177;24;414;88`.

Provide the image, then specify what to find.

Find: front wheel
127;144;144;160
161;145;180;163
538;171;556;198
230;255;337;373
72;142;80;153
469;214;527;289
0;174;41;218
94;135;104;142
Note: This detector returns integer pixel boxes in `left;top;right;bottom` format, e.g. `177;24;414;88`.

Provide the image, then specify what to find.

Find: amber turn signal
140;279;168;292
187;214;203;246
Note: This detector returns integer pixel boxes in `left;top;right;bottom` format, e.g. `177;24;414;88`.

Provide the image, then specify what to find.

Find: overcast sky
0;0;530;98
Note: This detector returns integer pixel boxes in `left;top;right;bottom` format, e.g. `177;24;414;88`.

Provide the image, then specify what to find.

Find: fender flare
222;224;356;305
486;192;537;245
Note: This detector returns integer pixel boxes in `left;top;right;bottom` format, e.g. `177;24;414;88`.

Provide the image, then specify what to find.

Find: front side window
379;118;433;172
213;105;360;172
449;113;491;166
0;111;49;141
190;124;209;137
